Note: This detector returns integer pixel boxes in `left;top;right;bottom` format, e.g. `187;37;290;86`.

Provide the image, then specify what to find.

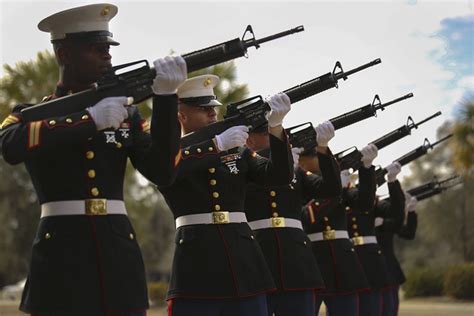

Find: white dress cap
38;3;119;45
177;75;222;106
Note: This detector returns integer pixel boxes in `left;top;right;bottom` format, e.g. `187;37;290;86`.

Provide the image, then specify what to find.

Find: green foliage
444;263;474;299
403;267;445;298
451;96;474;177
396;111;474;273
0;50;58;116
148;281;169;306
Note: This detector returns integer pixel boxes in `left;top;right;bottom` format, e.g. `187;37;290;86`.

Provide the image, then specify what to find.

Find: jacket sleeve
128;95;181;187
357;165;377;211
398;211;417;240
0;104;96;165
300;149;342;200
387;180;406;230
246;133;293;187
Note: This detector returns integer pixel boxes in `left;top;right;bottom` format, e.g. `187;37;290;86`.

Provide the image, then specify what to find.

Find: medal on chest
220;153;242;174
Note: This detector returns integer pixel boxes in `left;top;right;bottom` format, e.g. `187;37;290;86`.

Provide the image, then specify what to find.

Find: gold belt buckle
85;199;107;216
352;236;364;246
271;217;286;228
212;211;230;224
323;230;336;240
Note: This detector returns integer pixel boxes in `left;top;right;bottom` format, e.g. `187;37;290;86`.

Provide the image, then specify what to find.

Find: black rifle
375;134;453;186
335;111;442;171
408;175;462;201
286;93;414;153
21;25;304;122
180;59;382;147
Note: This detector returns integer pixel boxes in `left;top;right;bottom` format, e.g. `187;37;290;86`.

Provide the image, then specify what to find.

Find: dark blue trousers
381;286;398;316
168;294;267;316
266;290;315;316
359;290;382;316
315;293;359;316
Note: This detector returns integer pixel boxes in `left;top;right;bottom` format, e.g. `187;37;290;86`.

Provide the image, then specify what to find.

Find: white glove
291;147;303;170
87;96;131;131
266;93;291;127
152;56;187;95
340;169;351;188
360;144;378;168
215;125;249;151
386;162;402;183
375;217;384;227
315;121;335;147
406;196;418;212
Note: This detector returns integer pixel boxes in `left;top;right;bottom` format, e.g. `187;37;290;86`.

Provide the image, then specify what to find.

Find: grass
1;298;473;316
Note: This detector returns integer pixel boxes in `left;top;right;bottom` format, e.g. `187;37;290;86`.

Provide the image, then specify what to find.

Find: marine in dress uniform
300;144;379;316
158;75;294;316
0;4;186;316
374;172;406;316
346;162;402;316
245;121;341;316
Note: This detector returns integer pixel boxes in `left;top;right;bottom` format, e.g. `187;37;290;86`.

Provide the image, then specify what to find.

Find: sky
1;0;473;193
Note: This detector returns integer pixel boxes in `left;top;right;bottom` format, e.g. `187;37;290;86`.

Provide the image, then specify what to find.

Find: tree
396;100;474;274
0;50;249;286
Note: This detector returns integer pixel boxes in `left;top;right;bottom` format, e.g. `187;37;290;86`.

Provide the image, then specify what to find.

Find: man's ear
56;46;72;65
177;110;186;124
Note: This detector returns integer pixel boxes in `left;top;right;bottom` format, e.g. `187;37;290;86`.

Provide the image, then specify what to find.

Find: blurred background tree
0;51;248;287
396;96;474;277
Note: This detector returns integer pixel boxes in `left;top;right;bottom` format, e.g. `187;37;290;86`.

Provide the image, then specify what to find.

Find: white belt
175;211;247;229
248;218;303;230
41;200;127;218
308;230;349;242
351;235;378;246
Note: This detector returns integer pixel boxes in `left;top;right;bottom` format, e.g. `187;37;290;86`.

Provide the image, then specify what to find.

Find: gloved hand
87;96;131;131
152;56;187;95
315;121;335;147
340;170;351;188
215;125;249;151
360;144;378;168
266;93;291;127
374;217;384;227
291;147;303;170
406;196;418;212
386;162;402;182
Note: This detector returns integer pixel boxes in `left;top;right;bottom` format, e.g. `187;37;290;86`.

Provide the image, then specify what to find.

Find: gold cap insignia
101;6;110;16
204;78;212;87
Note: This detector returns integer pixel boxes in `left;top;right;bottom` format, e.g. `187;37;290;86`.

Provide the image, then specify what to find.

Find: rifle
180;58;382;147
335;111;442;171
286;93;414;153
21;25;304;122
408;175;462;201
375;134;453;186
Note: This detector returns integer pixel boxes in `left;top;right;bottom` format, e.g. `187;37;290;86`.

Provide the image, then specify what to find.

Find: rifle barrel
249;25;304;46
375;92;413;110
335;58;381;79
414;111;442;127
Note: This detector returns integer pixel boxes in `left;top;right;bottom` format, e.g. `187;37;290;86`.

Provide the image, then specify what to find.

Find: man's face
246;131;270;152
61;41;112;84
178;104;217;133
